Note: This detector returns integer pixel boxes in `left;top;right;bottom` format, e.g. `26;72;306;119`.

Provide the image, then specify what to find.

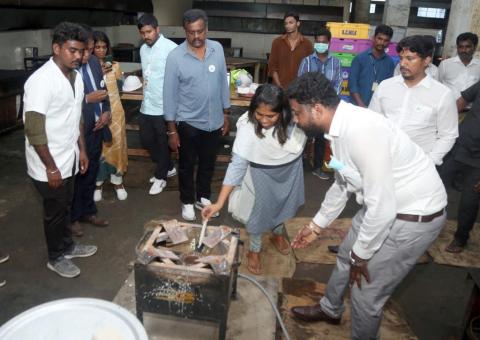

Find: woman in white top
202;84;306;274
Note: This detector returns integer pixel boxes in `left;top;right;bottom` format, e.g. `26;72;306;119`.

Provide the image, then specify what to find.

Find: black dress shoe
291;304;341;324
328;245;339;254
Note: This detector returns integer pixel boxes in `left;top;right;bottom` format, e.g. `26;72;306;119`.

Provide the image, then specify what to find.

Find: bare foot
246;251;262;275
270;234;290;255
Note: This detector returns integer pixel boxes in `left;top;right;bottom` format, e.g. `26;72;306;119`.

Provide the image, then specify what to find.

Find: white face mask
314;42;329;54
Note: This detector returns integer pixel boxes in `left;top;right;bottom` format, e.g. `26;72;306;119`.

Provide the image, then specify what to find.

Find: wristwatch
349;250;366;267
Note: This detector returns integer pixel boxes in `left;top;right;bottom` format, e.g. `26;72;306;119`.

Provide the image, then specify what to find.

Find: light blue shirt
163;39;230;131
140;34;177;116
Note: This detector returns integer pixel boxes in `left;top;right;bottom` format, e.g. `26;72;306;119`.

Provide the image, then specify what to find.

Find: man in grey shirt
164;9;230;221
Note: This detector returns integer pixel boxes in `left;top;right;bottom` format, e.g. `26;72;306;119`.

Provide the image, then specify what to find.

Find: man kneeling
287;73;447;339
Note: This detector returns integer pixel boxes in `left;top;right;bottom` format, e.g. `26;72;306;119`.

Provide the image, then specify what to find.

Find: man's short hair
456;32;478;47
396;35;434;59
287;72;340;109
79;24;93;39
283;11;300;22
52;22;89;46
137;13;158;29
374;24;393;39
183;9;208;27
314;27;332;41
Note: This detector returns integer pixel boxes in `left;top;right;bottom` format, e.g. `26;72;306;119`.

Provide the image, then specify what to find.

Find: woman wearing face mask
298;27;343;181
92;31;128;201
202;84;306;275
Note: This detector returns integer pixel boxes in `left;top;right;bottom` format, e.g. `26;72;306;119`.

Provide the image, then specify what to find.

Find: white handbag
228;166;255;224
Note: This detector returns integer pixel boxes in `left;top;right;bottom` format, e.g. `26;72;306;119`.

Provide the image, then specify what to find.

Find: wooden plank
121;86;252;107
142;226;162;253
127;148;150;157
226;236;238;266
125;123;139;131
150;261;213;274
127;148;231;162
161;258;175;265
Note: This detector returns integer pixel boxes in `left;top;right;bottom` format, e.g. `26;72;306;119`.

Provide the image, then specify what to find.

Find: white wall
0;25;143;70
0;29;53;69
153;0;193;26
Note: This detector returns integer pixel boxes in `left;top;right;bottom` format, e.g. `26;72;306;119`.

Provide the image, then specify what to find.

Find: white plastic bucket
0;298;148;340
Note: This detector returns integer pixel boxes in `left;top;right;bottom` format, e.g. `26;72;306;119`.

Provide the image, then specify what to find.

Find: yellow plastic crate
327;22;370;39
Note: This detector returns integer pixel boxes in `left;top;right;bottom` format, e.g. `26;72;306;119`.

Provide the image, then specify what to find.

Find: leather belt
396;209;444;223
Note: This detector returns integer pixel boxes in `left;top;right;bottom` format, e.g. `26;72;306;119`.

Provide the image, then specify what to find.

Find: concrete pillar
353;0;370;24
382;0;411;42
443;0;480;58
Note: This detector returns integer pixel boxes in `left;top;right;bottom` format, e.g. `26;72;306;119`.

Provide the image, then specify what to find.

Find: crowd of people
4;6;479;338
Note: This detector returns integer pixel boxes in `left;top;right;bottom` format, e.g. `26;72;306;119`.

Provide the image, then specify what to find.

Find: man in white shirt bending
369;35;458;166
286;72;447;339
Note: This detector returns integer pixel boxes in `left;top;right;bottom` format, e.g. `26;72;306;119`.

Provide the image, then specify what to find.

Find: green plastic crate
331;52;356;68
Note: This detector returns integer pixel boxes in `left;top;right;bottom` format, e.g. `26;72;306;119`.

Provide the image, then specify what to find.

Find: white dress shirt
394;63;439;80
369;75;458;165
312;101;447;259
438;56;480;99
23;58;84;181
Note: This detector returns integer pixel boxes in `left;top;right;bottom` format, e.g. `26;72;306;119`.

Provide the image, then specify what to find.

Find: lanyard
369;54;378;82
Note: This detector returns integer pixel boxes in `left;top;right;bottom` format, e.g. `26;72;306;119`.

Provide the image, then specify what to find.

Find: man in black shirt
442;80;480;253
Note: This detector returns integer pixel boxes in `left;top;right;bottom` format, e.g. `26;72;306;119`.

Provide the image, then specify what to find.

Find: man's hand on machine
291;221;322;249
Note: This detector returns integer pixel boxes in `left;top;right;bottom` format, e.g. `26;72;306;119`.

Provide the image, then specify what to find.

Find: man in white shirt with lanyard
23;22;97;278
287;72;447;339
369;35;458;166
138;14;178;195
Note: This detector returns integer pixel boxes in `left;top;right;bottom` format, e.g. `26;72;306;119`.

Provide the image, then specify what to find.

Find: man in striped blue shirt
298;27;342;180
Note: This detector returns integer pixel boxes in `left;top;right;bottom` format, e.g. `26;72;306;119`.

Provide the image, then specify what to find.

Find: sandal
270;234;290;255
246;251;262;275
445;239;465;253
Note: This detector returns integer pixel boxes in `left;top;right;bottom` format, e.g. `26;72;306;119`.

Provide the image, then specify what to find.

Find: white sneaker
150;168;176;183
182;204;196;221
167;167;177;177
194;198;219;218
93;188;102;202
115;186;128;200
149;179;166;195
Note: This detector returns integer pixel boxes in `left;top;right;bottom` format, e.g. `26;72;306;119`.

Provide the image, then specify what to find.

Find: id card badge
372;81;379;92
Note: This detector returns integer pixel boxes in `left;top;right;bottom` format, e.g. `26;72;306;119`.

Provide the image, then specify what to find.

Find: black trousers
440;153;480;244
138;114;173;180
71;131;102;222
313;134;326;170
32;177;75;261
177;122;221;204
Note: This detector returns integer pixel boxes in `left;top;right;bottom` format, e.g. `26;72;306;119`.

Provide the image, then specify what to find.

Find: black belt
396;209;444;223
